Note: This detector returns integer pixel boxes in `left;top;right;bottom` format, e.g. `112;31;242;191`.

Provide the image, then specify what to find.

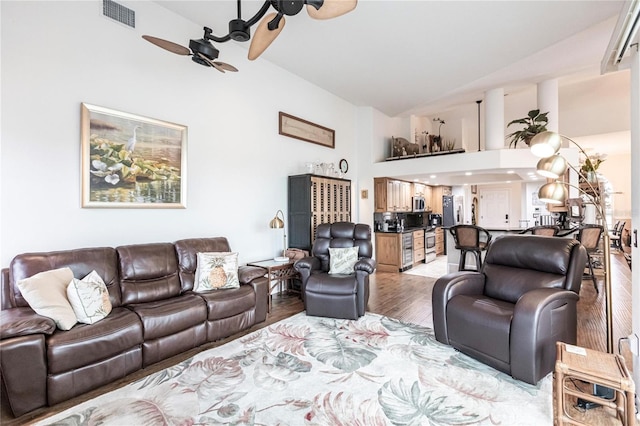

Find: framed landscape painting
81;103;187;208
278;112;335;148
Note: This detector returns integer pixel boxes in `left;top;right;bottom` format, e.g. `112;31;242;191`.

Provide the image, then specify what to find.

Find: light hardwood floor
2;250;632;425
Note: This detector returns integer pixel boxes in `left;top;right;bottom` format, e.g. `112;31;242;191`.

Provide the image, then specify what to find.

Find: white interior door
479;189;510;228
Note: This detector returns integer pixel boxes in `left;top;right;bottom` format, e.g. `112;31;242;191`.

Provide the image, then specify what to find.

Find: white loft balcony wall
372;147;579;186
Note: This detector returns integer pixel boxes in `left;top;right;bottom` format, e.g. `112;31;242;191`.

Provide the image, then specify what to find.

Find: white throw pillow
195;252;240;291
67;270;113;324
328;246;359;274
17;267;77;330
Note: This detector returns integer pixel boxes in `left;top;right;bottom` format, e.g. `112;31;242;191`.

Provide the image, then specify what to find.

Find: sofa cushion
127;293;207;340
10;247;121;308
117;243;181;305
195;252;240;291
306;274;357;295
447;295;512;364
46;307;143;374
17;267;77;331
196;285;256;320
67;270;112;324
483;264;566;304
174;237;233;292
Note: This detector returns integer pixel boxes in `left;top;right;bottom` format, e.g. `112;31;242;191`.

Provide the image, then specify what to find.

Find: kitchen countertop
441;226;526;232
375;226;440;234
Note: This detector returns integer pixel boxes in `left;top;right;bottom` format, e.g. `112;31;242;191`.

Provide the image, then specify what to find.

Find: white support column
485;87;504;150
537;79;559;133
629;44;640;406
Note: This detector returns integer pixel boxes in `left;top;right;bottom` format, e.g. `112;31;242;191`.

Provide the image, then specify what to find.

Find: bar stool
449;225;492;271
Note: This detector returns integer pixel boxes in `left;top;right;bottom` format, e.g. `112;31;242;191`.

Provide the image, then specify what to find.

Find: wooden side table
246;259;299;312
554;341;635;425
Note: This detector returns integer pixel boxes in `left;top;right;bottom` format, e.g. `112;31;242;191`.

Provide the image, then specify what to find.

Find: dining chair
576;224;604;293
609;221;625;251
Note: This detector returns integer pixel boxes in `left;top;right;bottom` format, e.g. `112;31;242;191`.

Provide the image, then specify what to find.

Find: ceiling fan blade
248;12;286;61
214;62;239;72
142;35;191;55
306;0;357;19
196;52;226;73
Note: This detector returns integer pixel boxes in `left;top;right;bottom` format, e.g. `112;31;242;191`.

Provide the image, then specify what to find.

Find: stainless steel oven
425;229;436;263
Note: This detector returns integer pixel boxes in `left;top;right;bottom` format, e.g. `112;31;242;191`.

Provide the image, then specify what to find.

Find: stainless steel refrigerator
443;195;455;227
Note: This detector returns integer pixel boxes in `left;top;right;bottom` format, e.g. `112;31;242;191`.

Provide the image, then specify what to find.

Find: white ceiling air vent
103;0;135;29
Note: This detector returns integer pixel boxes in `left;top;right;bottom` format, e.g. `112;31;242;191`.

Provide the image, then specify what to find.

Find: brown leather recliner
294;222;376;320
432;234;587;384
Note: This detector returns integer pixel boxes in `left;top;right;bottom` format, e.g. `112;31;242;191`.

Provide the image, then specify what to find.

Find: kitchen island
444;227;526;274
375;226;440;272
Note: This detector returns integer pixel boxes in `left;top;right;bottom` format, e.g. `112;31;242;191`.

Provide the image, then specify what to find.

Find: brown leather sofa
432;234;587;384
0;237;268;418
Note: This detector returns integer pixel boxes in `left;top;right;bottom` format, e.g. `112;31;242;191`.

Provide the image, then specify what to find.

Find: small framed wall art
278;111;335;148
81;103;188;208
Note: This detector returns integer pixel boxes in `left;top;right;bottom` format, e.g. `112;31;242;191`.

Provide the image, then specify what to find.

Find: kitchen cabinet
374;177;412;212
435;227;445;255
375;233;402;272
288;174;351;251
431;186;444;215
413;183;426;197
413;229;425;264
374;178;388;212
423;185;432;211
430;186;452;215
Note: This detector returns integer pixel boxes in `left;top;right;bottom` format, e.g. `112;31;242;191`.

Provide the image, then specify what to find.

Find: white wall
0;1;360;266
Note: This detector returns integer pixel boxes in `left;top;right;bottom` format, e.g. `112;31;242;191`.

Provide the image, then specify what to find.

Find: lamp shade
536;155;567;179
269;210;285;229
530;131;562;158
538;182;567;204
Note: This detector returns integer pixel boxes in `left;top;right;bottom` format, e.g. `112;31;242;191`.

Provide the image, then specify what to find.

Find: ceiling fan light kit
142;0;357;72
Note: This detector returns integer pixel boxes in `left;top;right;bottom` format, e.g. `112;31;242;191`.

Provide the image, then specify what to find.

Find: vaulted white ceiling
152;1;630;185
153;0;625;117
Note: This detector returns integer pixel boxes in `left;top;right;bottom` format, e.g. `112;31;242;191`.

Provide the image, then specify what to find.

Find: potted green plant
506;109;549;148
580;154;606;182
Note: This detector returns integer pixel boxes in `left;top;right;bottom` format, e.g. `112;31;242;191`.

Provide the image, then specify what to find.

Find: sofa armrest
294;256;320;272
248;275;269;323
432;271;485;344
1;307;56;339
510;288;579;384
354;258;376;274
238;265;267;285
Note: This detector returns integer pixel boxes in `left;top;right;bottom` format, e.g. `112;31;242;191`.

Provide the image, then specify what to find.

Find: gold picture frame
278;111;335;148
81;103;187;208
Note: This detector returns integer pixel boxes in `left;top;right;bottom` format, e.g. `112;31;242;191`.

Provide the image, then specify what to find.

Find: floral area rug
38;312;552;425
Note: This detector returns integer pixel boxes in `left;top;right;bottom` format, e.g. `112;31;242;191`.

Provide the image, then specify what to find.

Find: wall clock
339;159;348;174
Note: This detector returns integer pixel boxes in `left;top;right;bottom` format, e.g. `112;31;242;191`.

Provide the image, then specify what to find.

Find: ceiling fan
142;28;238;73
142;0;357;72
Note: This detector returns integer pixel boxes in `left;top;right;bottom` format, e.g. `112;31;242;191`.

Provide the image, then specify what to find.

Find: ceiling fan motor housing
229;19;250;41
274;0;304;16
189;38;220;66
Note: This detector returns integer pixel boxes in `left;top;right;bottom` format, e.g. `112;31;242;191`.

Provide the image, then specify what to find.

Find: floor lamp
530;131;614;354
270;209;289;262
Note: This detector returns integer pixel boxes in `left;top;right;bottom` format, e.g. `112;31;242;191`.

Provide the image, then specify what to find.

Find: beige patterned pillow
67;270;112;324
17;267;77;330
328;246;359;274
195;252;240;291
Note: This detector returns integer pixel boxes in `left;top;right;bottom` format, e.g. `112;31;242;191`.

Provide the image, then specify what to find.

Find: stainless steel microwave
412;196;425;212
